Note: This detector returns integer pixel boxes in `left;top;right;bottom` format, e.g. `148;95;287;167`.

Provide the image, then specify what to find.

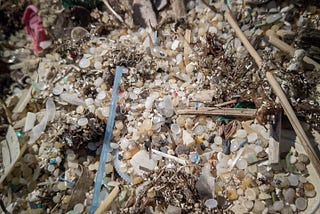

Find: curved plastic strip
113;149;132;184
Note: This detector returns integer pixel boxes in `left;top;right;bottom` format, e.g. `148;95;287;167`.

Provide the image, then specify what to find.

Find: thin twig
101;0;129;27
0;198;10;214
0;99;12;124
268;35;320;70
214;99;238;107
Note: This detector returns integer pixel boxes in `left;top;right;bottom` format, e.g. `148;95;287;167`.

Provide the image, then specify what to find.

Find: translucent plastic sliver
90;66;123;214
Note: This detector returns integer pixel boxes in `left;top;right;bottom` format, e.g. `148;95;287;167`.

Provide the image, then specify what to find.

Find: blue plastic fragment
59;173;76;186
48;159;56;165
154;31;158;45
239;138;248;147
90;66;123;214
189;152;199;163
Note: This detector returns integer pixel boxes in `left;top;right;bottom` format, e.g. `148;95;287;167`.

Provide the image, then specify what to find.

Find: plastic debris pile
0;0;320;213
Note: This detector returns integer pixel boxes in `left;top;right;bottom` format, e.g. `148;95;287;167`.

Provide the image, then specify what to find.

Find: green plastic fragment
16;131;24;138
8;183;21;192
216;101;255;122
192;70;198;76
216;116;231;122
235;101;255;109
61;77;68;82
62;0;98;10
285;152;294;173
66;211;77;214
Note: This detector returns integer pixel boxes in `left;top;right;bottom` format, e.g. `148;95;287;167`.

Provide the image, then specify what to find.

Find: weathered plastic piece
22;5;47;53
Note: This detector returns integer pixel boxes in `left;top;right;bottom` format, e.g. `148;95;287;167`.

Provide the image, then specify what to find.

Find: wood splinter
94;185;120;214
176;107;257;118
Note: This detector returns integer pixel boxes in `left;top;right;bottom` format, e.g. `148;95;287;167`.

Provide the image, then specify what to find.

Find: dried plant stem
176;107;257;117
268;35;320;70
214;99;238;107
0;99;12;124
224;11;263;67
101;0;126;25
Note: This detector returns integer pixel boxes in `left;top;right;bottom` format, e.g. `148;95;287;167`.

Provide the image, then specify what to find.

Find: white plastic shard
2;126;20;172
130;150;157;175
228;148;244;171
13;87;32;113
60;92;85;106
28;98;56;144
46;98;56;122
24;112;37;132
268;137;279;164
191;90;217;103
0;126;22;184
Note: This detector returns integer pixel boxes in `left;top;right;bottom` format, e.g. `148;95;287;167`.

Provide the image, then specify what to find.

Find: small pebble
298;154;310;164
39;40;52;49
287;174;299;186
53;85;64;95
243;200;254;210
266;14;282;24
73;203;84;213
245;188;257;200
79;57;90;68
53;195;61;203
222;140;231;155
110;143;119;149
258;192;271;200
57;182;67;191
273;201;284;211
304;182;315;191
236;158;248;170
230;139;240;152
76;105;85;114
78;118;88;126
47;164;55;172
236;129;247;138
253;200;265;213
214;136;223;145
87;142;97;151
295;197;307;211
289;155;297;164
97;91;106;100
283;188;295;203
305;190;316;198
247;133;258;143
150;46;167;58
205;199;218;209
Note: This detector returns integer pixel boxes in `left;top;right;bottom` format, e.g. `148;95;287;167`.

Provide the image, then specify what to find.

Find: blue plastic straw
90;66;123;214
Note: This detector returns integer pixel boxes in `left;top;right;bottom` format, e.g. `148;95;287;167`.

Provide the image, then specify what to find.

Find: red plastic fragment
22;5;47;54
